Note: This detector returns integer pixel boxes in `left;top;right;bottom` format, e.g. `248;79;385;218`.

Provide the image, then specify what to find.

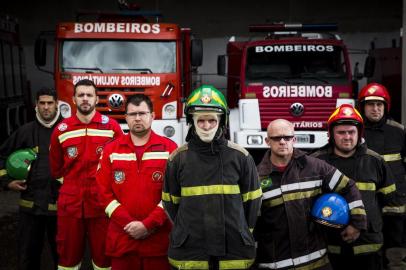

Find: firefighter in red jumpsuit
96;94;177;270
49;79;123;270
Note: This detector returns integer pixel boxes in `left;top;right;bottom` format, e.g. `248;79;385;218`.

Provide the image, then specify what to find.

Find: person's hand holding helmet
5;149;37;191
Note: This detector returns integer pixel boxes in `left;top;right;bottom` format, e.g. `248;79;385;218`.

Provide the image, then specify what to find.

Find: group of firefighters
0;79;405;270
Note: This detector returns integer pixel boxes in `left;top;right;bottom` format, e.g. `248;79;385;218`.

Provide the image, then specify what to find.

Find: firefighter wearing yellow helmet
163;85;262;269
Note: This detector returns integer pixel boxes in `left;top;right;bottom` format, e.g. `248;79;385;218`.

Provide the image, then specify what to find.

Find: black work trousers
18;211;58;270
329;251;383;270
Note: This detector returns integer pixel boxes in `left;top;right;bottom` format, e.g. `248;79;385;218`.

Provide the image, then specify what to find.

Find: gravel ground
0;190;92;270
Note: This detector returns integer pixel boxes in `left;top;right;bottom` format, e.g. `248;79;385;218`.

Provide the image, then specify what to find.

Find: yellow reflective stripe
181;185;240;197
335;175;350;192
242;188;262;202
383;205;406;214
57;177;63;184
169;257;209;269
19;199;34;208
57;262;82;270
353;243;382;255
105;200;121;218
356;182;376;191
295;256;329;270
262;197;284;208
382;153;401;162
48;203;57;211
162;192;181;204
92;260;111;270
378;184;396;195
0;169;6;177
109;153;137;162
328;245;341;254
351;208;367;215
219;259;254;269
86;128;114;138
32;146;39;153
142;152;170;160
282;188;322;202
58;129;86;143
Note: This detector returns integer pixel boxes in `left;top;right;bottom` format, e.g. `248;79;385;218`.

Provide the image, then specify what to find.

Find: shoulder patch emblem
114;170;125;184
58;123;68;132
101;115;109;124
67;146;78;159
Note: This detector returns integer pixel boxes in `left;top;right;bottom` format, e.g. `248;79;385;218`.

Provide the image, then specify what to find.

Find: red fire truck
35;8;202;145
218;23;355;150
0;15;31;142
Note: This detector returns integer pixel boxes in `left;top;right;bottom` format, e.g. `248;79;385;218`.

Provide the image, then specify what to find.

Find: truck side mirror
34;38;47;67
363;56;375;78
353;62;363;80
191;39;203;67
217;55;226;76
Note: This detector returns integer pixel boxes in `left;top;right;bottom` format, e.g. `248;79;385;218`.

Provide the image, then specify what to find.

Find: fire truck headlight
247;135;263;145
59;102;71;118
163;126;176;138
162;102;177;119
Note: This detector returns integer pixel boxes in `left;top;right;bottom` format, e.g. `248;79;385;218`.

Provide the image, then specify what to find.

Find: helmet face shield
6;149;37;180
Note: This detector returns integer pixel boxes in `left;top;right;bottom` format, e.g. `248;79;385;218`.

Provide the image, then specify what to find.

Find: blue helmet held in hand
311;193;350;228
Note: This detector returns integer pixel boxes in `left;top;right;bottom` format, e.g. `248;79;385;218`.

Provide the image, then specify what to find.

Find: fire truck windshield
245;45;347;83
61;40;176;74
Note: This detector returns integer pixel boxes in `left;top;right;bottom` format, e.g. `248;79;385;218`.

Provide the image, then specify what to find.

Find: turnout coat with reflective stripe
49;112;123;218
364;117;406;215
256;149;366;270
0;118;62;215
312;143;397;255
96;131;177;257
162;135;262;269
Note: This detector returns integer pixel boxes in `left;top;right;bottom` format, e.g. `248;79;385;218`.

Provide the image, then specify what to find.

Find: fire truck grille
258;98;337;129
96;89;146;124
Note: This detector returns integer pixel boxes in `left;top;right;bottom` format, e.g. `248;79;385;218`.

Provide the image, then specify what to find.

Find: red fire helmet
327;104;364;141
358;83;391;112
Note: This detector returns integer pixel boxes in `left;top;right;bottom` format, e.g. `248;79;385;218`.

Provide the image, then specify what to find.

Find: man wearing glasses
96;94;177;270
254;118;367;270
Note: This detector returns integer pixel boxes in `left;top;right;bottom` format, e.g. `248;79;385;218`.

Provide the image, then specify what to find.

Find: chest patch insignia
58;123;68;132
152;171;163;182
322;206;333;218
260;178;272;190
101;115;109;124
114;170;125;183
67;146;78;158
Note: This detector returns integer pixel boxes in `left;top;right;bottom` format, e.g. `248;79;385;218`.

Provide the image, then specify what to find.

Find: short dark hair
125;94;153;113
73;79;97;96
36;87;57;102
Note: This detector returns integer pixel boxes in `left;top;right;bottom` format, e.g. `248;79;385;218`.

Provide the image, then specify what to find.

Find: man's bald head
267;119;295;135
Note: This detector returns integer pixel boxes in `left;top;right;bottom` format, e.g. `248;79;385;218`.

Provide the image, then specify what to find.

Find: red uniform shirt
96;131;177;257
49;112;123;218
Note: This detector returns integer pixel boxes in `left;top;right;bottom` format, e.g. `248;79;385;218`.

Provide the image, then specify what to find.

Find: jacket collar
257;148;307;176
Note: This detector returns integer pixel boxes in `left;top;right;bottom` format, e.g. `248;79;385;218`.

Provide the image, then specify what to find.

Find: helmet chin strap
193;113;220;143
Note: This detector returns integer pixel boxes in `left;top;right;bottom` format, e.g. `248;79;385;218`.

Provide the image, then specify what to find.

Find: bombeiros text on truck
218;23;357;150
34;2;203;145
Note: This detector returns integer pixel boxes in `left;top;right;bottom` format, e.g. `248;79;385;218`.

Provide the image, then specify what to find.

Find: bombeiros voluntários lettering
74;23;160;34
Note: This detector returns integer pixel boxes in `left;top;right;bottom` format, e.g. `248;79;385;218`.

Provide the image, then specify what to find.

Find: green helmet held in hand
6;148;37;180
184;85;229;126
